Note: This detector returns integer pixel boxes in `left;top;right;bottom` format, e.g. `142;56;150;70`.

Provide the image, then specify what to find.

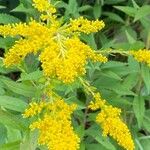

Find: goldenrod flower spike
130;49;150;66
32;0;56;13
68;16;105;34
88;92;106;110
40;38;107;83
96;105;135;150
89;92;135;150
23;101;46;118
0;0;107;83
29;99;80;150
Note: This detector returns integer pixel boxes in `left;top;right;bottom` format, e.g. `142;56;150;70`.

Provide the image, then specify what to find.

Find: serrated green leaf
141;64;150;94
0;141;20;150
103;12;124;23
1;78;36;97
78;5;92;12
20;131;38;150
11;3;34;14
131;0;139;9
134;5;150;22
105;0;125;4
125;30;136;44
0;96;27;112
0;13;20;24
114;6;137;17
18;70;43;81
86;125;116;150
93;3;101;19
100;70;122;81
133;96;145;128
0;109;27;130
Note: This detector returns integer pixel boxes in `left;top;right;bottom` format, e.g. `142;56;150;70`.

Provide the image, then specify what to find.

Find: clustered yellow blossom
88;92;106;110
23;101;46;118
23;99;80;150
32;0;56;13
130;49;150;66
39;38;107;83
88;93;134;150
68;16;105;34
0;0;107;83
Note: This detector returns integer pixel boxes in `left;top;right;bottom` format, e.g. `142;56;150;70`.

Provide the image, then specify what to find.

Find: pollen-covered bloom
26;99;80;150
96;105;134;150
68;16;105;34
130;49;150;66
88;92;106;110
0;0;107;83
32;0;56;13
23;101;46;118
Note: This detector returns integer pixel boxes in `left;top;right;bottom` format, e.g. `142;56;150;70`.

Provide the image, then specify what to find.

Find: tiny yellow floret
23;101;46;118
96;105;135;150
29;99;80;150
130;49;150;66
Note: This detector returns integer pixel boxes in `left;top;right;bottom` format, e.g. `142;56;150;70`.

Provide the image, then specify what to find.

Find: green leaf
6;126;21;142
18;70;43;81
78;5;92;12
103;12;124;23
133;96;145;128
11;3;34;14
101;61;127;69
0;5;6;9
0;96;27;112
86;125;116;150
0;123;7;144
81;34;97;50
131;0;139;9
125;30;136;44
100;70;122;81
0;141;20;150
141;64;150;94
93;3;101;19
20;131;38;150
134;5;150;22
0;109;27;130
105;0;125;4
0;13;20;24
1;78;36;97
114;6;137;17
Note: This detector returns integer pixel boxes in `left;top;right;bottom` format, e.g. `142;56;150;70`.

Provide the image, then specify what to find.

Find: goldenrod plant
0;0;150;150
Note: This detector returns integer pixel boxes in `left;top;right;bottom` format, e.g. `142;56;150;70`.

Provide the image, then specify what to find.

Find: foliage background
0;0;150;150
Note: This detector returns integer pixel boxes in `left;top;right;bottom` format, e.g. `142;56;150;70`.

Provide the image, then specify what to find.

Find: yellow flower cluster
88;92;134;150
0;0;107;83
88;92;106;110
32;0;56;13
68;17;105;34
23;101;46;118
24;99;80;150
96;105;134;150
40;38;107;83
130;49;150;66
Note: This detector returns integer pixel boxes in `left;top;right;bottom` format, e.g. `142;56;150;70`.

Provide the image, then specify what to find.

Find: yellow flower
68;16;105;34
29;99;80;150
130;49;150;66
32;0;56;13
96;105;134;150
88;92;106;110
23;101;46;118
0;1;107;83
39;38;107;83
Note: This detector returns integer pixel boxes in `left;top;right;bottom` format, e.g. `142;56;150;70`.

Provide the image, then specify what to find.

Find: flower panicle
130;49;150;66
68;16;105;34
26;99;80;150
